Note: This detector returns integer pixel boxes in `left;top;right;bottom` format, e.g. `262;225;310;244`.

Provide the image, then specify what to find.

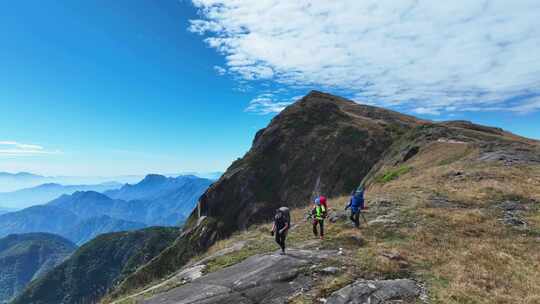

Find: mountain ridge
110;91;540;299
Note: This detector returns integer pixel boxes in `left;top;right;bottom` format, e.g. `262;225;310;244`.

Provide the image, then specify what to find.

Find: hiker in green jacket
312;198;326;239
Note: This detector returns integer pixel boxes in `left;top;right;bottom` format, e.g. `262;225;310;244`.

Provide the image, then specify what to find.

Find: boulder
328;210;349;223
326;279;420;304
319;266;340;275
498;200;528;212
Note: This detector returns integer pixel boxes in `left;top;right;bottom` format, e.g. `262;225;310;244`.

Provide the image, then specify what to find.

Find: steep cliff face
111;91;426;295
197;91;424;233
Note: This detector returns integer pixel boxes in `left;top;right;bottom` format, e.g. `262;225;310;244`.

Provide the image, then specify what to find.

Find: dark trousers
275;230;287;252
350;210;360;228
312;219;324;237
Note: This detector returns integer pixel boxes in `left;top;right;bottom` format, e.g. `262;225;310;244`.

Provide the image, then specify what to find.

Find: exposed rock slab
328;210;349;223
326;279;420;304
143;249;335;304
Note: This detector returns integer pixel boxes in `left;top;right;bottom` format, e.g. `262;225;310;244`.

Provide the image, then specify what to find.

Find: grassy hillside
0;233;76;303
12;227;179;304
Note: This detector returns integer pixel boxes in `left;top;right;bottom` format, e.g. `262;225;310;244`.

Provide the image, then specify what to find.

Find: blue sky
1;0;539;176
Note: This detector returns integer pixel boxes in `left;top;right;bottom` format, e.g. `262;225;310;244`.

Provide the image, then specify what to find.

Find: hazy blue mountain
0;172;48;192
176;171;223;180
0;205;146;245
65;215;146;245
48;191;150;223
0;207;15;215
104;174;213;225
53;175;212;226
0;174;210;245
0;182;122;209
143;176;214;225
104;174;208;201
0;205;79;238
0;233;76;303
0;171;143;193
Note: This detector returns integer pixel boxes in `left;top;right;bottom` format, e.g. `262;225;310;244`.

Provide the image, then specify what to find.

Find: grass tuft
375;166;412;183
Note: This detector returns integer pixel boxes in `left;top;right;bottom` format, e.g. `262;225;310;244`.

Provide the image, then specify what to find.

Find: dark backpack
276;207;291;227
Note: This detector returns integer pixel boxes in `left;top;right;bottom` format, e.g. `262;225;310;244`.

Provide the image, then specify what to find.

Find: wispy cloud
245;93;297;115
0;141;60;156
213;65;227;75
189;0;540;115
413;107;441;116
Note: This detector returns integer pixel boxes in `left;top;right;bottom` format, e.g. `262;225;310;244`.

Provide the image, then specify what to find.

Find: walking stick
360;212;369;226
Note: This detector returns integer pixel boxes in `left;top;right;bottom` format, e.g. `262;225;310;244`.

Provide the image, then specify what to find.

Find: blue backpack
351;189;365;211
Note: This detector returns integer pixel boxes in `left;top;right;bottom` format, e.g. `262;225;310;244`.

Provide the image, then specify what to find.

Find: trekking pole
360;212;369;226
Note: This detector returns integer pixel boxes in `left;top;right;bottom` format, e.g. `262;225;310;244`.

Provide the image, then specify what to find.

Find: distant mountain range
0;233;77;303
0;171;221;193
0;174;213;245
0;171;142;193
0;182;122;209
0;205;144;245
0;207;15;215
176;171;223;180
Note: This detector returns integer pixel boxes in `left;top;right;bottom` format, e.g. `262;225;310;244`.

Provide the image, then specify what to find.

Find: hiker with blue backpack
345;187;365;228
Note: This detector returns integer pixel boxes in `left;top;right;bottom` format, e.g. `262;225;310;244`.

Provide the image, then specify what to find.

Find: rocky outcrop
326;279;420;304
143;249;336;304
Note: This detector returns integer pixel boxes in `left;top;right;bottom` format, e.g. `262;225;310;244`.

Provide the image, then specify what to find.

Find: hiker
271;207;290;254
312;198;326;239
345;186;365;228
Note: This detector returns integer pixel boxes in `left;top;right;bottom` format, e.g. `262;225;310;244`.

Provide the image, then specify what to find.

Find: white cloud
508;96;540;113
245;93;296;115
0;141;60;156
189;0;540;114
213;65;227;75
412;107;441;116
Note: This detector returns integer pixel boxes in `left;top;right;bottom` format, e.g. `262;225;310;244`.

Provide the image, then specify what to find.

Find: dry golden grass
365;141;540;304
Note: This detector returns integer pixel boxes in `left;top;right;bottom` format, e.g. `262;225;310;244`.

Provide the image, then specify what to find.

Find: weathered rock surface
368;213;400;226
143;249;336;304
326;279;420;304
496;200;535;229
478;142;540;166
328;210;349;223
